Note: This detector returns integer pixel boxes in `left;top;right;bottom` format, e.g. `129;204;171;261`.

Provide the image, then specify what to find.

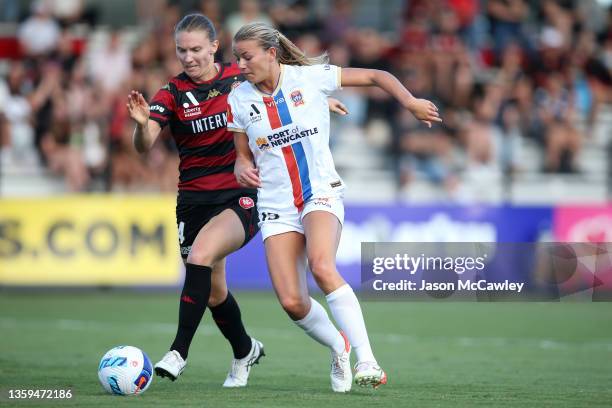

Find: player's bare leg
303;211;386;389
265;231;349;391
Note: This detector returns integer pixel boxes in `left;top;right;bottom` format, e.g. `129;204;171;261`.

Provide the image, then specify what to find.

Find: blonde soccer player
227;22;441;392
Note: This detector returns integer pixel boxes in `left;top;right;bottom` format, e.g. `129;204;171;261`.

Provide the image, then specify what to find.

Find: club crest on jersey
231;81;242;90
239;197;255;209
290;90;304;107
256;137;271;151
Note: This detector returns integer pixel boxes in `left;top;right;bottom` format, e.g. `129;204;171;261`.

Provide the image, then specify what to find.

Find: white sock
294;297;345;354
326;284;376;363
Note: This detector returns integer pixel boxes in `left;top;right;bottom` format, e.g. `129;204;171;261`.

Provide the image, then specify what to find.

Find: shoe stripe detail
339;331;350;353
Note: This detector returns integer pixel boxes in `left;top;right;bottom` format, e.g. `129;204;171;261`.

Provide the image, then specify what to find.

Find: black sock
210;292;252;359
170;263;212;360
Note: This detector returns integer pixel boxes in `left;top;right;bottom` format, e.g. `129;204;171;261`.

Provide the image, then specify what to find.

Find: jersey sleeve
226;90;246;133
302;64;341;95
148;85;176;128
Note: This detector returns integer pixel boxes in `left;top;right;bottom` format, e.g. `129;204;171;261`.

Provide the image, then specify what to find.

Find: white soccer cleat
330;331;352;393
154;350;186;381
222;338;265;387
354;361;387;388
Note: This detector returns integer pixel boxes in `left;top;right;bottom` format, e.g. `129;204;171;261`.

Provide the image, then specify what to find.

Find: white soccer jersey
227;64;345;213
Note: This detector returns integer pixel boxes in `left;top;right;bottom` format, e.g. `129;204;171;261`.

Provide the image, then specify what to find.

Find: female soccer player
228;22;441;392
127;14;347;387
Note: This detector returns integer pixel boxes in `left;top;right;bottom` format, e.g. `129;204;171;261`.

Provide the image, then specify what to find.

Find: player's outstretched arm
233;132;261;188
127;90;162;153
341;68;442;128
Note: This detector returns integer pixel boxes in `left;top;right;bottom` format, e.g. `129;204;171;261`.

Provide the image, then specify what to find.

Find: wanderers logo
239;196;255;209
256;137;270;151
207;89;221;100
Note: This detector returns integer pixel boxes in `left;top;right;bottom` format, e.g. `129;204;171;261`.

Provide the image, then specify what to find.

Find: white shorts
259;196;345;241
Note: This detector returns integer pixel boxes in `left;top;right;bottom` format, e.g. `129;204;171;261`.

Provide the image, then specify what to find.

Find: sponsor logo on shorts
180;246;192;256
312;198;332;208
239;196;255;209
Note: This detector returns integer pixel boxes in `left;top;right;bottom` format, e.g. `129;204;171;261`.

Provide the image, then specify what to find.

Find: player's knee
279;295;309;319
308;258;337;284
186;249;215;266
208;286;228;307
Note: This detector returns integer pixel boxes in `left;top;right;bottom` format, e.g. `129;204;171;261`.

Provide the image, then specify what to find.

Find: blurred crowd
0;0;611;194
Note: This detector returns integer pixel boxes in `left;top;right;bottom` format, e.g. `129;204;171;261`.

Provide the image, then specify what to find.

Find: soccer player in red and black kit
127;14;263;388
127;13;348;388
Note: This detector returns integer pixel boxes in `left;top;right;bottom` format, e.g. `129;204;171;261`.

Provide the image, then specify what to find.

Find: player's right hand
127;90;150;126
407;98;442;128
234;158;261;188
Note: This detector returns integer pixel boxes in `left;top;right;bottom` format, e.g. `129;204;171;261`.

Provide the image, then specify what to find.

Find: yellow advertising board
0;195;181;286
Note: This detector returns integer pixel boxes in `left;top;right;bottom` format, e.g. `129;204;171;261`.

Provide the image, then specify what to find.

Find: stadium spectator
36;61;92;191
447;0;482;49
486;0;531;59
349;29;396;147
225;0;273;37
396;63;457;194
2;61;38;166
321;0;355;44
270;0;323;41
48;0;92;27
533;72;582;173
88;31;132;94
17;0;62;57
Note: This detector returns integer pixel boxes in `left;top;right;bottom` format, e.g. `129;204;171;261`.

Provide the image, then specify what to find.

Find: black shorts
176;195;259;259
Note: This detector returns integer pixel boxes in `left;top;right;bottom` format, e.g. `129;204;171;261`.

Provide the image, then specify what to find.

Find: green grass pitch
0;291;611;407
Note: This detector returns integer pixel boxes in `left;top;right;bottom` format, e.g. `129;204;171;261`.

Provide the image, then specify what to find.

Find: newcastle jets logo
290;90;304;107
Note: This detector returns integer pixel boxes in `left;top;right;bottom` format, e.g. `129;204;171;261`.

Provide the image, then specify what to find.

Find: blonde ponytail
234;22;328;66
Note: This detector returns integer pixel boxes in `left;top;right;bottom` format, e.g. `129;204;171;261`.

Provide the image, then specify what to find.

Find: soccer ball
97;346;153;396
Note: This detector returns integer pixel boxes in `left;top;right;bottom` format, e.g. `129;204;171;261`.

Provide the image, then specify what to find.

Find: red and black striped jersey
149;62;255;204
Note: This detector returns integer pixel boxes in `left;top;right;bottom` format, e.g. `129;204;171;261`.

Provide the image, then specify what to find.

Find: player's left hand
327;97;349;115
407;98;442;128
235;158;261;188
